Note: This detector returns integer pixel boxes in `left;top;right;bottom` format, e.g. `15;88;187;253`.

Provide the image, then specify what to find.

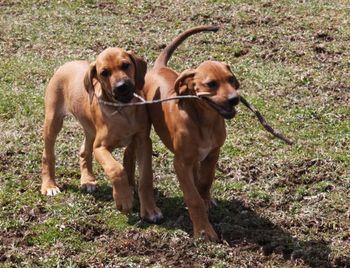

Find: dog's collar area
94;87;216;109
96;92;206;108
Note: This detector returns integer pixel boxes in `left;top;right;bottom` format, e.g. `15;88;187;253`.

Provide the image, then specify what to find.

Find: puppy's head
84;48;147;104
174;61;240;119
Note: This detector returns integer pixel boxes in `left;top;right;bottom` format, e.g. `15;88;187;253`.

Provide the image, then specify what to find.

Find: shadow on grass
65;183;338;267
214;198;332;267
148;191;334;268
62;181;114;202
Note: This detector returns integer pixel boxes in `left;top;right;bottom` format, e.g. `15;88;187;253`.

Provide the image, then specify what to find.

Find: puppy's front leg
135;134;163;223
94;145;133;213
174;156;219;242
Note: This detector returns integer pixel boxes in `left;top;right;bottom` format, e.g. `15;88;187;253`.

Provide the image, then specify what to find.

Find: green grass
1;0;349;267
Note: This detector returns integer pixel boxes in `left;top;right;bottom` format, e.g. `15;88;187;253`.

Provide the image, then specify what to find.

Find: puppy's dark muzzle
113;80;135;103
203;93;241;120
228;95;240;106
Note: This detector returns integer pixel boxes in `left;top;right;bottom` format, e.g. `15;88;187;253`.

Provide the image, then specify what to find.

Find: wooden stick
240;96;293;145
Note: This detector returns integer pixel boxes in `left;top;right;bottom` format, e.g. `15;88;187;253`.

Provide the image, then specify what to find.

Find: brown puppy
41;47;162;222
143;26;240;240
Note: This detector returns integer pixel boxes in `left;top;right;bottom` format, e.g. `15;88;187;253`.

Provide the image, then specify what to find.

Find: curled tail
154;25;219;69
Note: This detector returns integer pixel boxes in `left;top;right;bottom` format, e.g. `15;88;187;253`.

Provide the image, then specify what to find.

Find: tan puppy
41;47;162;222
143;26;240;240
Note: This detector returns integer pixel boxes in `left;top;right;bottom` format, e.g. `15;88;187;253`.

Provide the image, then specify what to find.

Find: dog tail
154;25;219;69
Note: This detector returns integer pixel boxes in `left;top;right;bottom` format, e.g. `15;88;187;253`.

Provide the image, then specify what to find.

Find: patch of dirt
315;32;334;42
313;44;342;64
67;221;108;241
219;158;347;187
0;150;16;172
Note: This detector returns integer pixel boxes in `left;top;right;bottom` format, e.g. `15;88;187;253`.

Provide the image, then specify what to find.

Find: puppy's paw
141;207;163;224
81;181;97;193
194;224;219;242
113;187;134;214
80;175;97;193
41;185;61;196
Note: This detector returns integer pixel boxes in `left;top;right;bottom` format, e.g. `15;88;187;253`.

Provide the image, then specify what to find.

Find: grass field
0;0;349;267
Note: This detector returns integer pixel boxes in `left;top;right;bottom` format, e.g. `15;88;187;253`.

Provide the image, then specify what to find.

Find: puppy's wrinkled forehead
96;47;131;70
195;61;232;81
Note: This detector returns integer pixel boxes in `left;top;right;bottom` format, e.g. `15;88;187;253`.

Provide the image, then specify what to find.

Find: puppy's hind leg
123;140;136;189
134;134;163;223
41;104;65;196
80;131;97;193
198;148;220;210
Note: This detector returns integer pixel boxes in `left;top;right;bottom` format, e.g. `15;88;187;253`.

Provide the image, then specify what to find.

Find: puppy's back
44;61;90;117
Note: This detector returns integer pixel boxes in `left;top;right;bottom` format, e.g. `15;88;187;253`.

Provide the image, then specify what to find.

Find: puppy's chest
198;146;213;161
197;130;225;162
105;113;146;147
108;107;145;127
106;126;135;148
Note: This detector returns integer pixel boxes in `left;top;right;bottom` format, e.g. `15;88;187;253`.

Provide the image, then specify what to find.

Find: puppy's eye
121;62;130;70
100;70;111;77
228;76;236;84
228;76;239;88
206;80;218;89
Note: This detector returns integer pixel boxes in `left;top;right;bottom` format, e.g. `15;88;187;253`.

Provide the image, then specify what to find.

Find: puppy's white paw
142;209;164;224
45;187;61;196
81;182;97;193
148;211;164;223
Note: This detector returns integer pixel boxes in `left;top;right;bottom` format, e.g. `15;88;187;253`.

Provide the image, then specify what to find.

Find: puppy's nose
228;95;240;106
112;80;135;103
114;80;132;95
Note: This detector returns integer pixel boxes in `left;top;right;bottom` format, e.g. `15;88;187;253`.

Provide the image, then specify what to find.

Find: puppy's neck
178;98;223;126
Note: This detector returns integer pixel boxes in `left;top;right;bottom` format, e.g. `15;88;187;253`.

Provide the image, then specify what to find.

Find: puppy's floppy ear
221;62;240;89
221;62;232;73
174;69;196;95
127;51;147;91
84;61;97;104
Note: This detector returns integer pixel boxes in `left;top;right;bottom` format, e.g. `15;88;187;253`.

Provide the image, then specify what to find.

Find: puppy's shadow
153;191;347;268
62;182;113;202
89;183;114;202
63;183;348;267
